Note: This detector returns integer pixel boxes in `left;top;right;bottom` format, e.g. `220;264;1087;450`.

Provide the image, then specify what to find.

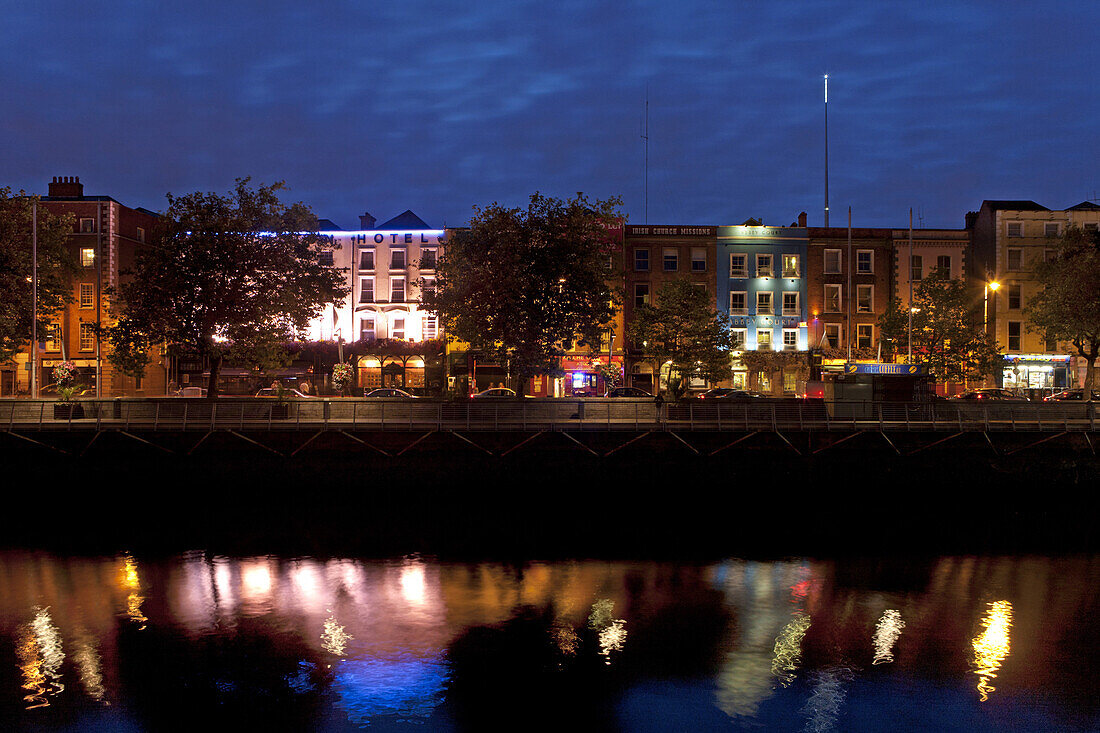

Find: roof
315;218;344;230
979;200;1049;212
376;210;431;230
1067;201;1100;211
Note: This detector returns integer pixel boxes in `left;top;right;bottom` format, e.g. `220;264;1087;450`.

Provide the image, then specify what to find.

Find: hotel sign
625;225;716;237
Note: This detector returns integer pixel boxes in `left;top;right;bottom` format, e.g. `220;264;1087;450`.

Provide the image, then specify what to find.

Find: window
756;329;772;350
783;372;796;392
823;249;842;274
936;255;951;275
782;329;798;351
910;255;923;281
857;324;873;349
391;249;406;269
634;283;650;307
390;277;406;303
823;323;840;348
81;248;95;267
79;283;94;309
1044;248;1055;263
663;248;678;271
857;284;873;313
359;249;375;270
79;218;96;233
1008;321;1022;351
730;253;747;277
729;291;747;315
1044;223;1060;237
731;329;747;350
756;254;773;277
1008;284;1021;310
79;323;95;352
824;284;842;313
1007;248;1023;271
757;291;773;315
1084;223;1099;233
783;291;799;315
782;254;800;278
359;317;376;342
391;316;406;341
634;248;649;271
135;227;145;243
1045;336;1058;352
45;322;61;352
1007;222;1023;237
319;251;334;266
420;248;437;270
359;277;374;303
856;250;873;274
420;277;436;299
691;248;706;272
422;316;438;340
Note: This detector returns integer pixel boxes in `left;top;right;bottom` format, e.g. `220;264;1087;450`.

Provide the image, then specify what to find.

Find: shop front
1002;354;1071;393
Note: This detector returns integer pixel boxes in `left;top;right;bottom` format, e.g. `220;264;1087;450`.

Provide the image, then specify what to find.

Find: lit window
391;316;406;341
756;329;772;350
857;324;873;349
81;248;95;267
823;249;841;274
783;372;796;392
729;291;747;315
422;316;438;339
782;254;800;278
80;283;94;309
824;284;842;313
823;323;840;348
634;283;650;307
691;248;706;272
782;292;799;315
731;329;746;350
45;322;61;352
391;249;406;269
359;277;374;303
782;329;798;351
420;248;437;270
757;291;773;315
634;248;649;271
856;250;873;274
730;253;747;277
419;277;436;300
756;254;773;277
857;284;873;313
79;322;95;351
360;318;376;341
360;249;375;270
663;248;678;271
390;277;406;303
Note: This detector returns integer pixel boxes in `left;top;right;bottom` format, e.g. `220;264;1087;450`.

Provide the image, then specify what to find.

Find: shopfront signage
625;225;716;237
845;363;926;375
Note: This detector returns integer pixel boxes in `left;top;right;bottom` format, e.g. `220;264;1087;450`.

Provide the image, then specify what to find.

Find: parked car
254;387;315;399
953;388;1029;402
697;388;766;400
472;387;517;399
174;386;207;397
605;387;653;398
363;388;418;399
1044;389;1100;401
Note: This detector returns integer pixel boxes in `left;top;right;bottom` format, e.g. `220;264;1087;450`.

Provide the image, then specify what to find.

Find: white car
255;387;314;398
363;388;418;398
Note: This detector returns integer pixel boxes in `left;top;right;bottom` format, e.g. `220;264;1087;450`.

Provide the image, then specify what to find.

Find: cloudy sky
4;1;1098;229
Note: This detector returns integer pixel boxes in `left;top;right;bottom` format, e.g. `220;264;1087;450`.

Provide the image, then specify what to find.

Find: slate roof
315;218;344;230
376;210;432;230
979;200;1049;212
1067;201;1100;211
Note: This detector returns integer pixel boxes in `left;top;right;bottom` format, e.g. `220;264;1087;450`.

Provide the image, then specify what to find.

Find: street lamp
984;280;1000;335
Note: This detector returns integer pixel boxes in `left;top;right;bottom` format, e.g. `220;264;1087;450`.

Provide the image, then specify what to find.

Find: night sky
5;2;1098;230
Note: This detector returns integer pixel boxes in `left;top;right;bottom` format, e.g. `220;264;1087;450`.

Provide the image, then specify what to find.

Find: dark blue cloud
3;1;1098;229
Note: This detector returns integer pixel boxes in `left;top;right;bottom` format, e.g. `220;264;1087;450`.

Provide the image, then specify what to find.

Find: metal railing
1;398;1097;433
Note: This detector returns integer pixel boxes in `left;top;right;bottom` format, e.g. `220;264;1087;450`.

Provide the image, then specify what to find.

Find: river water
1;552;1097;731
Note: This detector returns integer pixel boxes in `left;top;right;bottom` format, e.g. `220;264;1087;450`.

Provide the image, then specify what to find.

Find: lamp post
984;280;1000;335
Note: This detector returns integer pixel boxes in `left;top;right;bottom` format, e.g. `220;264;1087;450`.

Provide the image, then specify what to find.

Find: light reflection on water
0;554;1097;730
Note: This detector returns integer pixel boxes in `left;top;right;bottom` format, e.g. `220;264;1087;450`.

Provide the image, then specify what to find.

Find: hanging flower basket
331;362;354;395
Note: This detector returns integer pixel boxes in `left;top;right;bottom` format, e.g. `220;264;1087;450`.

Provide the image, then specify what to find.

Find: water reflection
0;554;1096;730
972;599;1013;702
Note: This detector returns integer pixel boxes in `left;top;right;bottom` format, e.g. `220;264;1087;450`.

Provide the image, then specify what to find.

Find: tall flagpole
846;206;852;363
31;202;38;398
824;75;829;228
907;208;913;364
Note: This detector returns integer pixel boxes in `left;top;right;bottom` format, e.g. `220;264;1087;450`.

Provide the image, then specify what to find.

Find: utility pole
642;88;649;225
31;202;38;398
824;75;829;228
908;208;913;364
846;206;852;363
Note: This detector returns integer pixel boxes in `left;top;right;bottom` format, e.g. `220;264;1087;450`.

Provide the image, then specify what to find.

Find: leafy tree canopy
0;189;77;363
1026;226;1100;396
626;279;733;393
103;178;347;396
421;192;622;391
878;268;1000;383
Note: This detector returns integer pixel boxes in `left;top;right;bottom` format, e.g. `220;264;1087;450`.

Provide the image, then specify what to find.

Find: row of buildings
4;176;1098;397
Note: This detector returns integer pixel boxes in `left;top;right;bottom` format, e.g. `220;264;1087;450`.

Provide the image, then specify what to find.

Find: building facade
717;222;808;391
892;228;969;306
623;224;717;391
5;177;164;397
806;227;894;368
968;200;1100;390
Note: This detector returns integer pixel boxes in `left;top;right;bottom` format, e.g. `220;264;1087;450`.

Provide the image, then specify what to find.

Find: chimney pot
798;211;807;227
48;176;84;197
359;211;377;229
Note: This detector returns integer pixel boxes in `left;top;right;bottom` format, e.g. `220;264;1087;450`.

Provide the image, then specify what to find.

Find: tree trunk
207;354;221;399
1084;346;1098;401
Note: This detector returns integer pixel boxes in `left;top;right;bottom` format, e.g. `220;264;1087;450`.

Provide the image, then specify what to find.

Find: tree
627;279;733;397
0;189;77;364
1026;226;1100;397
102;178;347;397
877;269;1001;384
421;192;621;394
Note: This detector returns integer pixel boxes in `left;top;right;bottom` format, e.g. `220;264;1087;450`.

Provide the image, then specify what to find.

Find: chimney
359;211;376;229
48;176;84;197
798;211;807;227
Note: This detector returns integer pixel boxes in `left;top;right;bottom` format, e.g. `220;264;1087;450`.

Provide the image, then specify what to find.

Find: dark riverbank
5;432;1097;559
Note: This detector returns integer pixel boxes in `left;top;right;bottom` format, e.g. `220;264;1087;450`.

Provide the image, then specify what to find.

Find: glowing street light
984;280;1001;335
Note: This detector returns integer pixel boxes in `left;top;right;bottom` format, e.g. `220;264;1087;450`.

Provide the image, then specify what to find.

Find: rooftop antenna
824;74;829;228
917;206;925;228
642;87;649;225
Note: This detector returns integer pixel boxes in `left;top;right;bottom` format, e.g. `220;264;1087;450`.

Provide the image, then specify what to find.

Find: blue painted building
717;223;809;391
